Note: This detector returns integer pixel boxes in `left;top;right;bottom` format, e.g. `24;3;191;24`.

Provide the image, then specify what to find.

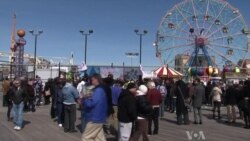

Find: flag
78;62;88;71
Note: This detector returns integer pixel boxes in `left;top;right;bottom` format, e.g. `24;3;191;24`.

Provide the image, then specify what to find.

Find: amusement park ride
154;0;250;79
0;14;72;79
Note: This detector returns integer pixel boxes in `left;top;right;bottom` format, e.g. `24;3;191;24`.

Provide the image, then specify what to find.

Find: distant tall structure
15;29;26;77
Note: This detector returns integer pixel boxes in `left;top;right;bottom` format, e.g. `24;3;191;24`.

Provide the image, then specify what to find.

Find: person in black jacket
175;79;190;125
27;79;36;112
130;85;152;141
54;78;64;127
225;83;237;123
240;80;250;129
5;81;14;121
118;83;137;141
9;79;28;131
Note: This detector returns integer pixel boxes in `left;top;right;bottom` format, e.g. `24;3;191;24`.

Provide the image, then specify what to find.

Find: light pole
29;30;43;78
125;52;139;67
134;29;148;65
79;29;93;64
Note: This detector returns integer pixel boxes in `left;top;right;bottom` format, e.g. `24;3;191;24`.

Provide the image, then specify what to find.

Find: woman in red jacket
147;81;162;135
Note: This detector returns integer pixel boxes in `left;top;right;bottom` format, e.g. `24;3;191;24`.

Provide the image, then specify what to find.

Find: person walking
130;85;152;141
118;83;137;141
147;81;162;135
157;80;167;118
54;78;64;127
2;78;11;107
225;83;237;123
175;79;190;125
62;79;80;133
81;74;109;141
192;78;205;124
5;81;14;121
9;79;28;131
210;83;223;120
27;79;36;112
77;77;87;132
240;80;250;128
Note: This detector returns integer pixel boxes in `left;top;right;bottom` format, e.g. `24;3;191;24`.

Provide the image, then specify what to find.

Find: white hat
147;81;156;88
136;85;148;96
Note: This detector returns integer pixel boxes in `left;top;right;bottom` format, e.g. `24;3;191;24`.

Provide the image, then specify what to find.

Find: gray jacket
62;83;79;105
192;84;205;108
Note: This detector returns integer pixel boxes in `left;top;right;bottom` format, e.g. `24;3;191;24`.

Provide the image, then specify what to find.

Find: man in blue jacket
62;79;79;133
82;74;108;141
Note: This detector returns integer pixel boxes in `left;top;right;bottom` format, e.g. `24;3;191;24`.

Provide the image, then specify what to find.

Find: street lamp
29;30;43;78
134;29;148;65
125;52;139;67
79;29;93;64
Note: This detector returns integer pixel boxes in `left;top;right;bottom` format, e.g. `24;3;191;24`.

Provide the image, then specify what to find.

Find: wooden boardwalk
0;92;250;141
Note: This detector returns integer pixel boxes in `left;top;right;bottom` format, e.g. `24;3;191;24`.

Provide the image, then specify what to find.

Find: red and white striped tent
154;65;183;77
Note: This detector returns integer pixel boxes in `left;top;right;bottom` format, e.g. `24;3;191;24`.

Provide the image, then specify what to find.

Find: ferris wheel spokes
207;15;242;38
207;45;236;66
208;43;248;51
202;0;210;29
209;32;245;42
162;19;192;36
176;5;198;36
159;35;193;42
158;43;194;52
191;0;200;32
204;2;228;36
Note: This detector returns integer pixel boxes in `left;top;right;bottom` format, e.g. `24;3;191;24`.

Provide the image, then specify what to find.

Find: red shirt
147;88;162;106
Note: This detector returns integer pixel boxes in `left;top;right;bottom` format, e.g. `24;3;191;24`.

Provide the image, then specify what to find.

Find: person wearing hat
130;85;152;141
147;81;162;135
118;83;137;141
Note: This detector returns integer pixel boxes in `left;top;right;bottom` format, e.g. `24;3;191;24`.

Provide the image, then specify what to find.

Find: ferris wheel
155;0;250;69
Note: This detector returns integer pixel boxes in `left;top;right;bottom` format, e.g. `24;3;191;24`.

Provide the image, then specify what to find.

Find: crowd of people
1;74;250;141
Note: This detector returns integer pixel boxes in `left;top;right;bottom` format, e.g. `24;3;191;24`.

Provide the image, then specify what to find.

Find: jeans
171;97;176;112
28;97;36;112
7;101;14;119
148;107;159;134
227;105;236;122
160;97;165;117
64;104;76;131
57;103;64;124
193;107;202;123
13;102;24;127
118;122;132;141
213;101;221;119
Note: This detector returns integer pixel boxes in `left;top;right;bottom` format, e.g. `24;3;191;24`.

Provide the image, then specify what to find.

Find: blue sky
0;0;249;67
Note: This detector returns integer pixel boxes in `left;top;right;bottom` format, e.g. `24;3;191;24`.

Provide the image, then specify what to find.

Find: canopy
154;65;183;77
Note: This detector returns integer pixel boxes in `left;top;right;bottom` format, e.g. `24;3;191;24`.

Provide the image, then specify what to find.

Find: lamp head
38;30;43;34
143;30;148;34
89;30;93;34
79;30;84;34
29;30;34;34
134;29;139;33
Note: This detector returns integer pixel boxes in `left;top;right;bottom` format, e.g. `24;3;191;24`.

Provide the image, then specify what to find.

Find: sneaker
16;126;21;131
14;126;18;130
58;124;62;127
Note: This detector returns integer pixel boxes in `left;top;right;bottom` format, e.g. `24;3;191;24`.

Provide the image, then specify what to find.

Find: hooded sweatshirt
136;88;152;119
